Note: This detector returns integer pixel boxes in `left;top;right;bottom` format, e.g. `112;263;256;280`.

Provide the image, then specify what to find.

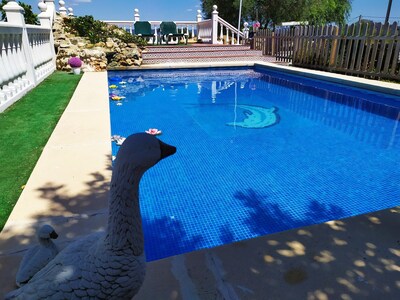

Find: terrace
0;1;399;299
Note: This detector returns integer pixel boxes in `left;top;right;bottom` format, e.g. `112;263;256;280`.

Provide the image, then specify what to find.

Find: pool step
141;44;273;65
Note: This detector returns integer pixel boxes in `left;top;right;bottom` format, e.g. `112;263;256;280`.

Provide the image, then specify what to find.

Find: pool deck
0;63;399;299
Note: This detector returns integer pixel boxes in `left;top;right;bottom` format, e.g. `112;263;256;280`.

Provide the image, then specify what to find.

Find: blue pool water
108;67;400;262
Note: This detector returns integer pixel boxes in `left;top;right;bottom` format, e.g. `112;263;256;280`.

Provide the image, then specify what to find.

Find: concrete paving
0;65;399;299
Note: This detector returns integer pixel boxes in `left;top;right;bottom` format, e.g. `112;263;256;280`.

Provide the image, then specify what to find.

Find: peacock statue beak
158;139;176;160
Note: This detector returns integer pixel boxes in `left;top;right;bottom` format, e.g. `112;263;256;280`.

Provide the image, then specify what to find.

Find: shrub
64;15;147;47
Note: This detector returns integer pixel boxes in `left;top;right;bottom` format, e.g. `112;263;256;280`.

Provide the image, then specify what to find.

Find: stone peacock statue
15;224;59;287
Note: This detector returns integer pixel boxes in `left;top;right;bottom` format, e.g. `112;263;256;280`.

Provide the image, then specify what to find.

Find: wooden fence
253;22;400;81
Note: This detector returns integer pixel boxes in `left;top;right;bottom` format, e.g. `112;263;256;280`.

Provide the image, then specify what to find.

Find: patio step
142;49;263;59
143;44;251;53
141;44;270;65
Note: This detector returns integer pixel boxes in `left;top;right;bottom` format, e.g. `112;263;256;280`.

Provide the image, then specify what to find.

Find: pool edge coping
136;60;400;97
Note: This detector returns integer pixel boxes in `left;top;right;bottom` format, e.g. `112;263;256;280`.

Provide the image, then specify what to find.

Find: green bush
64;15;147;47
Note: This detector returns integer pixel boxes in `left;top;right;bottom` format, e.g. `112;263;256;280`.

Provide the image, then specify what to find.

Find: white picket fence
0;1;56;113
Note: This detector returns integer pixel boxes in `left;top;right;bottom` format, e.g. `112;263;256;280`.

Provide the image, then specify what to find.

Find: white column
211;5;218;44
134;8;140;22
44;0;56;24
68;7;74;16
243;22;249;41
59;0;67;15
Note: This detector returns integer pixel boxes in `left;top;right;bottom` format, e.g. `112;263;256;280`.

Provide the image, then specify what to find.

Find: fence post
4;0;37;86
134;8;140;22
211;5;218;44
329;26;339;67
38;2;52;27
271;31;275;56
3;0;25;24
197;9;202;22
59;0;67;15
38;1;56;61
44;0;56;24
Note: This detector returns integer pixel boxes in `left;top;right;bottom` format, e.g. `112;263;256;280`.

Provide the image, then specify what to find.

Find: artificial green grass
0;72;82;231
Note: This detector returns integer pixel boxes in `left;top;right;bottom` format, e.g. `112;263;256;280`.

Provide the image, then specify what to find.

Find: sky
20;0;400;23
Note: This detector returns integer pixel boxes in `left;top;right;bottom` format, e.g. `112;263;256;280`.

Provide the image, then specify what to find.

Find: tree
305;0;352;25
0;0;39;25
201;0;352;30
202;0;242;28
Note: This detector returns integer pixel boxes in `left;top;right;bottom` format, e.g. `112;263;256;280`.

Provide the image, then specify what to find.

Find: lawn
0;72;82;231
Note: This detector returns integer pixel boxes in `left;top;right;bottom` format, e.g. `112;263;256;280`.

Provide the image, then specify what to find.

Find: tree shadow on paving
0;154;205;296
221;188;400;299
0;154;113;296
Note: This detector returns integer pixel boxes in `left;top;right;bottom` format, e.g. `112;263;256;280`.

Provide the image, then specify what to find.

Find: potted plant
68;56;83;75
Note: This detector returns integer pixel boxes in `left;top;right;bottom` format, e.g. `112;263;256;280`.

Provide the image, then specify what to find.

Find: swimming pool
108;67;400;262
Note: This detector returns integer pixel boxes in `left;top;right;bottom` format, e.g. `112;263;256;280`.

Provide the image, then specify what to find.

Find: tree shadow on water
219;224;236;244
234;189;348;237
143;217;204;262
304;199;347;224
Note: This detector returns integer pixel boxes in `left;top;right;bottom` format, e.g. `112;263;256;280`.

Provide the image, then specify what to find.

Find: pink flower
253;21;260;29
145;128;162;135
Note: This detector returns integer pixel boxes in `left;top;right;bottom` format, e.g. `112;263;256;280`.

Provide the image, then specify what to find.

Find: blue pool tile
109;68;400;261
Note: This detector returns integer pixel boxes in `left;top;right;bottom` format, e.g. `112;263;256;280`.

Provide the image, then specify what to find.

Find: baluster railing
103;5;247;45
217;15;245;45
0;1;55;113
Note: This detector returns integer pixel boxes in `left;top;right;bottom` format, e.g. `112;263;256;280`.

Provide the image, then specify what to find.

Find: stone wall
53;16;142;72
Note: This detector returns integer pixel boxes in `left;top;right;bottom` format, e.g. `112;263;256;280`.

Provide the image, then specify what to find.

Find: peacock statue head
113;133;176;176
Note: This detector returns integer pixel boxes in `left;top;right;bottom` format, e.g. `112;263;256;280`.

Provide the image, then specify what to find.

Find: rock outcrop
53;16;143;72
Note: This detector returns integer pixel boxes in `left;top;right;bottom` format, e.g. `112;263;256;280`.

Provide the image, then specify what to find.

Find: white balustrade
0;1;55;113
217;14;245;45
103;4;246;45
